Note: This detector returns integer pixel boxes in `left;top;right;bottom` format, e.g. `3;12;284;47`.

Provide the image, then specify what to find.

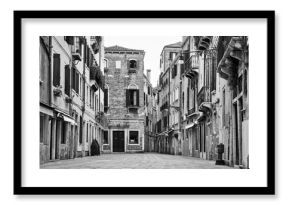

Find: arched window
129;60;137;69
126;84;139;107
103;59;108;68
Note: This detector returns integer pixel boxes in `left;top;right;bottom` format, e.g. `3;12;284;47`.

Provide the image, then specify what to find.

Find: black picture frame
14;10;275;195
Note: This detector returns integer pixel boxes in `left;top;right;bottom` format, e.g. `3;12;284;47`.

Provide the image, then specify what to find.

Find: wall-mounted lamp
178;55;184;64
73;59;80;65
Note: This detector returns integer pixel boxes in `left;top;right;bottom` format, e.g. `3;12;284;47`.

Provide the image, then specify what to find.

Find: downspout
81;37;86;156
48;36;52;107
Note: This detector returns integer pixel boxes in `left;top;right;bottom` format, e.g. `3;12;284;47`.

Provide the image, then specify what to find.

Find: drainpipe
48;36;52;107
168;60;171;154
81;36;86;156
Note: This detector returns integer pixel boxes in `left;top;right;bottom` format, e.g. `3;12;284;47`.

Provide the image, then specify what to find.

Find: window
64;65;70;96
75;72;79;94
222;89;226;126
163;116;168;128
116;60;121;69
238;75;243;94
244;69;248;96
172;64;177;79
103;131;109;144
86;123;89;142
126;89;139;107
211;56;216;91
53;53;60;86
169;52;176;60
79;116;83;144
40;113;44;143
72;67;79;94
129;131;139;144
103;59;108;68
64;36;74;45
104;84;109;112
182;92;184;109
61;121;66;144
75;37;82;56
129;60;137;69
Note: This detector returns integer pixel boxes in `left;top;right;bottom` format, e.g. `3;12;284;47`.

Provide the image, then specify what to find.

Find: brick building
103;45;145;153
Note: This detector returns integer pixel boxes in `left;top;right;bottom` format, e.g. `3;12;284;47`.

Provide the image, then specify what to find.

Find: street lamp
178;55;184;64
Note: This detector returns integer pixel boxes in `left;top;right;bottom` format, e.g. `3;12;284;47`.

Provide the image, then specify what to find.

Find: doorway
113;131;125;152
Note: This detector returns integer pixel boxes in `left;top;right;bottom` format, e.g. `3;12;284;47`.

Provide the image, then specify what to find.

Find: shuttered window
126;89;139;107
71;67;75;91
65;65;70;96
79;116;83;144
53;53;60;86
64;36;74;45
75;72;79;94
40;113;44;143
104;88;108;107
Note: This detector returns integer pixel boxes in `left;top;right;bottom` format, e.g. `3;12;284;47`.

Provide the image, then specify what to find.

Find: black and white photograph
39;36;249;169
13;10;275;195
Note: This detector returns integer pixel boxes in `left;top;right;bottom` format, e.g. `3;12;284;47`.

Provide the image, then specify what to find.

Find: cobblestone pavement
41;153;236;169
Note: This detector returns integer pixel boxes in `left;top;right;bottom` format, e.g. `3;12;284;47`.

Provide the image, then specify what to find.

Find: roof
160;41;182;56
105;45;144;53
163;41;182;48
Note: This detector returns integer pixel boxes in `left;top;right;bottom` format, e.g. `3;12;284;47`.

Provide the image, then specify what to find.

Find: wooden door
113;131;125;152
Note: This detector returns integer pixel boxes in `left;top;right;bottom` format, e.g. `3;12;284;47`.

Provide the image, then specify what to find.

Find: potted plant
53;85;62;97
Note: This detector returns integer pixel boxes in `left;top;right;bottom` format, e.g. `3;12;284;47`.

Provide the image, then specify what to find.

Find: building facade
103;45;145;153
39;36;105;164
143;70;155;152
154;42;182;154
152;36;249;168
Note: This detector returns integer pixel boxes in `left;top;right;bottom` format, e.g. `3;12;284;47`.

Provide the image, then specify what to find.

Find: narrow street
40;153;235;169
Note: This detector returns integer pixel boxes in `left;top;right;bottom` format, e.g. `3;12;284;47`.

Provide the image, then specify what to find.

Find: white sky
104;36;182;87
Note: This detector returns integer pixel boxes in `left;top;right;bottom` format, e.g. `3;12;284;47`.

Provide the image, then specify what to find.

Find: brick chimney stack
146;69;151;83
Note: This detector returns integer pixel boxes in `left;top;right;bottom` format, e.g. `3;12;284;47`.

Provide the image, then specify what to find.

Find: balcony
71;46;82;62
197;86;212;113
184;52;200;79
198;36;212;50
128;68;137;74
160;102;168;112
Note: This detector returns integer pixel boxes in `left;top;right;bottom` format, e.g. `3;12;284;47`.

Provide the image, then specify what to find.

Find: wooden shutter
65;36;74;45
136;90;139;106
53;53;60;86
71;67;75;91
65;65;70;96
127;60;130;69
104;89;108;107
75;72;79;94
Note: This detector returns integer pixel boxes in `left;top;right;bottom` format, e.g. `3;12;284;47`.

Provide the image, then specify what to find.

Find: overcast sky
104;36;182;87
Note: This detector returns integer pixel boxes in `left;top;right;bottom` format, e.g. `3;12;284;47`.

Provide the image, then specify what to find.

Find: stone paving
40;153;236;169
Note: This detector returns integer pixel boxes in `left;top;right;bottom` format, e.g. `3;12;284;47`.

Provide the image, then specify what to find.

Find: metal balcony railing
197;86;211;107
184;52;200;79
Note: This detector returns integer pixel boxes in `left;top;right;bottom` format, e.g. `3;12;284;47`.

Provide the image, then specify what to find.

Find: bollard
215;143;225;165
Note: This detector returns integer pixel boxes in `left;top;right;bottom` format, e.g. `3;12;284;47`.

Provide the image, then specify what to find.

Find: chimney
146;69;151;83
